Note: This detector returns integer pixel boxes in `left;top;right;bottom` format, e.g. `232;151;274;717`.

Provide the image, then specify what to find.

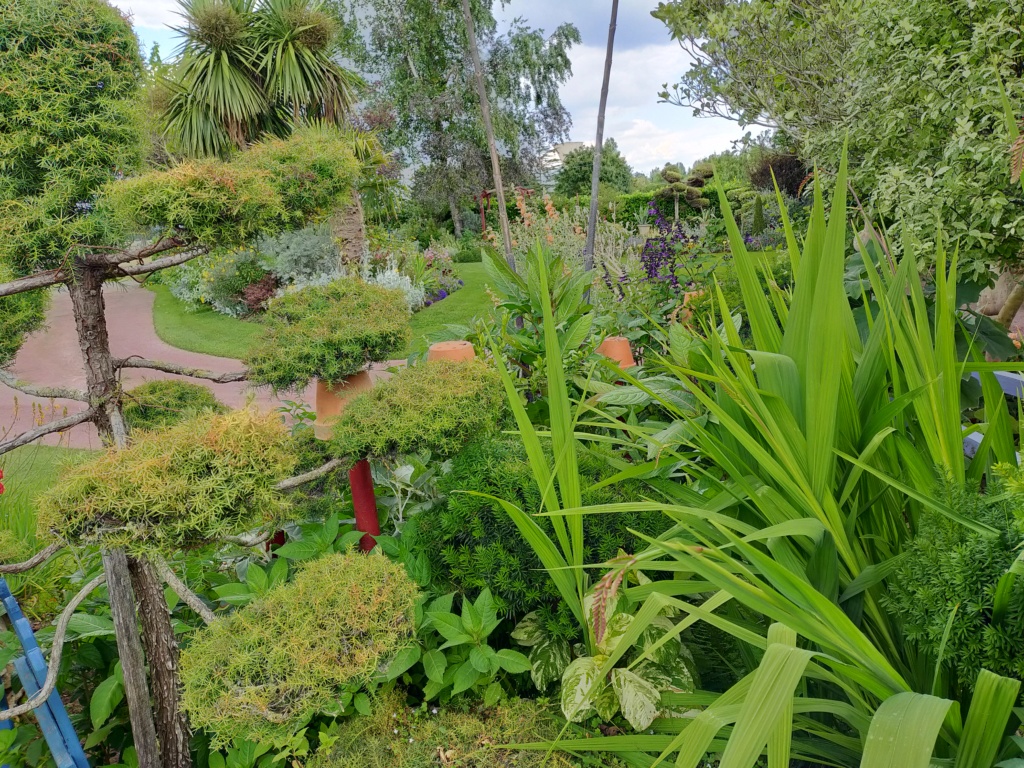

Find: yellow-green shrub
180;553;419;746
310;690;582;768
37;409;296;553
245;279;410;391
331;359;505;461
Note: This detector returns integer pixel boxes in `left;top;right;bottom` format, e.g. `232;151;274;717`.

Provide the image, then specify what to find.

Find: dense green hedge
410;436;670;640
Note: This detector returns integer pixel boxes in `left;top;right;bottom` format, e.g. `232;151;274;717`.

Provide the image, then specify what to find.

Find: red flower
0;468;5;495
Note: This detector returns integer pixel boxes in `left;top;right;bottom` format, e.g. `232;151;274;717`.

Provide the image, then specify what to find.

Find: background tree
657;166;711;223
334;0;580;235
654;0;1024;286
0;2;361;766
554;139;633;197
163;0;362;158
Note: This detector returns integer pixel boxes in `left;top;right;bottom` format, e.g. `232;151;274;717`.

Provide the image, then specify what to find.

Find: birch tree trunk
460;0;515;272
583;0;619;274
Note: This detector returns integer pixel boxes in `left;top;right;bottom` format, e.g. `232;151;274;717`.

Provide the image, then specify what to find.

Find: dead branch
0;408;96;457
81;238;183;267
0;371;89;403
0;542;67;574
0;270;65;299
275;458;346;491
115;248;208;278
152;556;216;625
114;357;248;383
0;573;107;721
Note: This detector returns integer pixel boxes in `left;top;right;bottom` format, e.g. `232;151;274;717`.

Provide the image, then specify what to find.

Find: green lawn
406;263;492;355
0;444;96;539
149;264;494;359
150;284;261;360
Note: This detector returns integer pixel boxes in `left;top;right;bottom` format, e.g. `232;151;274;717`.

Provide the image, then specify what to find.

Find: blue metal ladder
0;578;89;768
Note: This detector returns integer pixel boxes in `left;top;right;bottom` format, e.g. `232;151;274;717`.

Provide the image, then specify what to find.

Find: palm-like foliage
496;151;1024;766
164;0;361;157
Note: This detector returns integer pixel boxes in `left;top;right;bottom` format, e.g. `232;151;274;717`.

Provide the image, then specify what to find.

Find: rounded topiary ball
123;379;227;432
245;279;410;392
180;552;419;746
331;358;506;462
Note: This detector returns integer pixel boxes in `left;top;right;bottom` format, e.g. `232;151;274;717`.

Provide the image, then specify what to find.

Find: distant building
538;141;586;190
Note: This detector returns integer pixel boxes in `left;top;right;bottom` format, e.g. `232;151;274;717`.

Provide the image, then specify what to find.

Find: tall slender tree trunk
68;260;189;768
102;549;160;768
583;0;619;273
460;0;515;272
129;559;192;768
334;195;368;269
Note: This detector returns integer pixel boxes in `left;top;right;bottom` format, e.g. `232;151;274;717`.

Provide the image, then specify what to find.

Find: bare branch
115;248;207;278
81;238;183;267
0;573;107;721
114;357;248;383
152;556;216;625
0;371;90;403
0;270;65;299
275;458;346;491
0;409;96;457
0;542;66;574
221;531;272;548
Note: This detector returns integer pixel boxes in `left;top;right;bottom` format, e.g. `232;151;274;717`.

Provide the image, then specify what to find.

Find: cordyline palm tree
163;0;361;157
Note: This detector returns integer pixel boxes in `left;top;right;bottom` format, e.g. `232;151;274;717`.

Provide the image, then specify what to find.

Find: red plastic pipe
349;458;380;551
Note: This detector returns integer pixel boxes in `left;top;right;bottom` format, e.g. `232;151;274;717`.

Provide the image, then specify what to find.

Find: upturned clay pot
427;340;476;362
313;370;374;438
596;336;636;368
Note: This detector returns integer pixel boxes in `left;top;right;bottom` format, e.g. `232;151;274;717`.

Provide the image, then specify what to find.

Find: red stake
349;458;380;551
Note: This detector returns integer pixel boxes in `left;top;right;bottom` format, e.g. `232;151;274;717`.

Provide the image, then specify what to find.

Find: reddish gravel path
0;283;391;450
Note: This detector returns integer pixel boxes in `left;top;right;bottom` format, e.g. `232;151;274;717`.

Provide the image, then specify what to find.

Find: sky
109;0;747;173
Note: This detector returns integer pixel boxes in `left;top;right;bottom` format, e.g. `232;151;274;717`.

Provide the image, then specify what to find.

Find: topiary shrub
122;380;227;432
408;436;670;641
882;474;1024;694
36;409;297;553
748;151;807;197
310;690;583;768
245;279;410;391
180;553;419;746
332;359;505;462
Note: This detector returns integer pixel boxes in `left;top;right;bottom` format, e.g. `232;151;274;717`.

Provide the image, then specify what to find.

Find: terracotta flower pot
427;340;476;362
596;336;636;369
313;370;374;439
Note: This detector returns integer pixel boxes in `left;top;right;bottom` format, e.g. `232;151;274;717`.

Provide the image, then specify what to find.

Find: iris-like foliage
37;409;297;553
331;359;505;461
245;278;410;391
180;553;418;746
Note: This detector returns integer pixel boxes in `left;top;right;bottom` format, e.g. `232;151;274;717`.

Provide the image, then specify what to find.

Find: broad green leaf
528;635;571;690
484;681;503;707
245;564;269;595
90;674;124;730
495;649;532;674
211;583;253;606
353;693;371;716
954;670;1021;768
611;668;662;731
461;600;484;639
859;692;952;768
511;612;545;647
562;657;600;722
470;645;498;675
428;612;472;646
67;614;116;639
422;649;447;683
385;645;421;680
595;683;620;722
267;557;288;588
452;660;481;694
274;540;323;561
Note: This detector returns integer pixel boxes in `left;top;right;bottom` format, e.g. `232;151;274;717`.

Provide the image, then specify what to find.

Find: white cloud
560;42;745;170
109;0;180;29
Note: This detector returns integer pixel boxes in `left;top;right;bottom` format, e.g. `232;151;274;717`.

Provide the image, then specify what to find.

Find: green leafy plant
384;589;531;705
410;435;669;639
122;380;227;432
331;359;505;462
245;278;410;391
512;576;698;731
37;409;297;553
180;552;419;746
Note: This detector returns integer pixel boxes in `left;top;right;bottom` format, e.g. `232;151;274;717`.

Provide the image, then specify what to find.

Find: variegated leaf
561;657;600;722
612;668;662;731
